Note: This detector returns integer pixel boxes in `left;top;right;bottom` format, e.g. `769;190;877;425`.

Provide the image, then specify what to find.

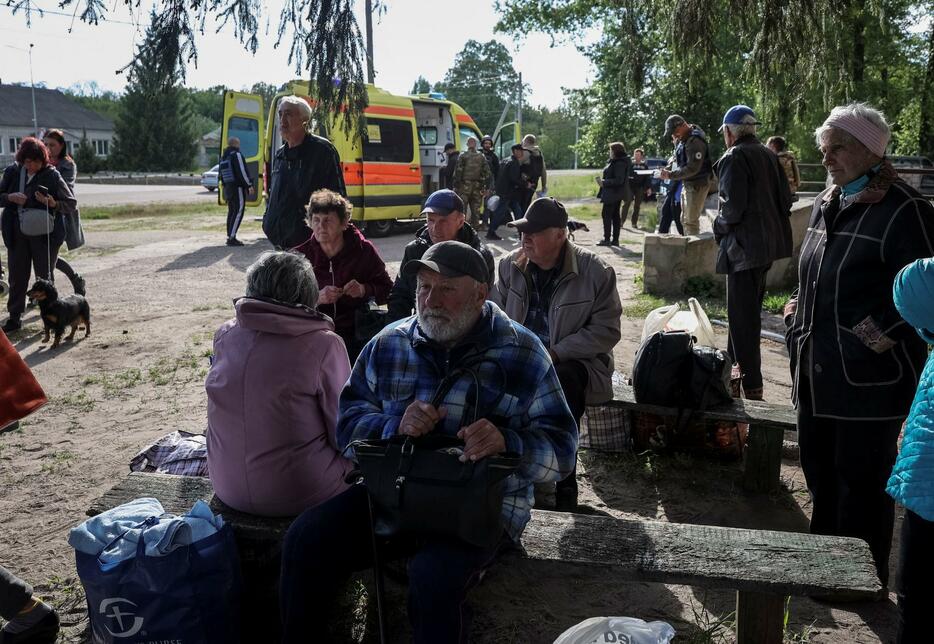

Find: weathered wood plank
744;417;785;493
736;590;785;644
610;379;797;431
89;473;881;600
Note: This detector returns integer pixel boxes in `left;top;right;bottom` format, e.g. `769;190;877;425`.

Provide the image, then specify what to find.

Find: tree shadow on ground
156;238;272;274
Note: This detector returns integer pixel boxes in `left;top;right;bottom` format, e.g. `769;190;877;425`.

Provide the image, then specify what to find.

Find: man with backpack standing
660;115;713;236
713;105;793;400
219;137;254;247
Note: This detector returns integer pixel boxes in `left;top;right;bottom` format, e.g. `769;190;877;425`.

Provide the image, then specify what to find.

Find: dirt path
0;213;897;642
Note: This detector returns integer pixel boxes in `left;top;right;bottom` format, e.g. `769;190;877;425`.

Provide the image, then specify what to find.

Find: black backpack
632;331;733;414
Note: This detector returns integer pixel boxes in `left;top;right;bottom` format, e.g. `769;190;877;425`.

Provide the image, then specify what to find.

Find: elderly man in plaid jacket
279;240;577;644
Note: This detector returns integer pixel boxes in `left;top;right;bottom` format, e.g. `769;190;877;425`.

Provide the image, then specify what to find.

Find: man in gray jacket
491;198;622;510
714;105;793;400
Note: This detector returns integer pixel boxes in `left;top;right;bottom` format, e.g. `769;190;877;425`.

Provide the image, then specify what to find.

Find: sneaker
226;238;245;247
485;232;502;241
1;318;22;333
610;240;620;247
596;239;611;246
72;274;87;296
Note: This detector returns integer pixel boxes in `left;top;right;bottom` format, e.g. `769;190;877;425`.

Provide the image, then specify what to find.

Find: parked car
201;164;219;191
645;157;666;200
890;155;934;194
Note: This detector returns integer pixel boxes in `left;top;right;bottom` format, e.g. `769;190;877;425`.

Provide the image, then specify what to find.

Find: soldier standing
453;136;492;228
659;114;713;236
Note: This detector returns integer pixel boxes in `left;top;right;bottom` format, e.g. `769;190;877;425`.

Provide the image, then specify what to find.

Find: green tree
14;0;369;136
61;82;122;122
410;76;432;94
73;130;101;174
109;15;197;171
248;82;282;112
436;40;525;135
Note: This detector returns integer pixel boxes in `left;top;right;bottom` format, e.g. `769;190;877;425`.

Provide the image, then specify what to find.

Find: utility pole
364;0;375;84
516;72;523;134
573;115;579;170
28;44;38;136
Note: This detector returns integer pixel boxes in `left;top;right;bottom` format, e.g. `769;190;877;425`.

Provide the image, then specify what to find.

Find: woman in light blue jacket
887;257;934;644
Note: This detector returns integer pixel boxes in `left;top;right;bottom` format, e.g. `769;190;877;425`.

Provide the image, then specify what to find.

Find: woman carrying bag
43;129;86;295
0;137;77;333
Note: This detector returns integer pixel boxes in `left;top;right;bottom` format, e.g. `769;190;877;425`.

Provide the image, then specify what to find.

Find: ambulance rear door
220;91;265;206
493;121;520;160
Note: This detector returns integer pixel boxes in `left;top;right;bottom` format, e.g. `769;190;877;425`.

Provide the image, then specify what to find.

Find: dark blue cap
421;189;464;216
719;105;761;132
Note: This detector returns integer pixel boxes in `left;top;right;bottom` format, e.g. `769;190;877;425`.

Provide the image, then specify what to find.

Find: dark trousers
0;565;32;621
521;187;535;214
896;509;934;643
600;201;621;243
554;360;588;497
658;190;683;235
726;265;770;392
797;380;902;586
225;185;246;240
489;199;522;235
621;190;644;226
280;484;505;644
6;226;61;321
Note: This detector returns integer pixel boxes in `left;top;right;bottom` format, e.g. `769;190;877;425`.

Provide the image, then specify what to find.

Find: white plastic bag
554;616;676;644
486;194;501;211
640;298;717;348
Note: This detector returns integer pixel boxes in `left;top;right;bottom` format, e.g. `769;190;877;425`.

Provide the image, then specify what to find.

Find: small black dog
567;218;590;240
26;279;91;348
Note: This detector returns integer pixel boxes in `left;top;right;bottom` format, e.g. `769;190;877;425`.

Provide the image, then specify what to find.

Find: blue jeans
279;484;507;643
489;199;522;235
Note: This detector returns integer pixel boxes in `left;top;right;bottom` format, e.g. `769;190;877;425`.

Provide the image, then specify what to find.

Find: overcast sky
0;1;597;109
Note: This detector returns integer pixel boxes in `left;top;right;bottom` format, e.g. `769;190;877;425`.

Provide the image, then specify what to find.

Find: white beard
416;303;480;345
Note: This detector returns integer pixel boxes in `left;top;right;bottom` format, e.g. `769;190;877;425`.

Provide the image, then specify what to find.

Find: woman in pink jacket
206;250;353;516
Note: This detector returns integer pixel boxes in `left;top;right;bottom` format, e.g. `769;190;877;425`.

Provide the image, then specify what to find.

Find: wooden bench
609;377;797;493
88;472;880;644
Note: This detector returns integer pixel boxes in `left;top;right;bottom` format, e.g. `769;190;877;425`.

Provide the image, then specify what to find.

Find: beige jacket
491;241;622;404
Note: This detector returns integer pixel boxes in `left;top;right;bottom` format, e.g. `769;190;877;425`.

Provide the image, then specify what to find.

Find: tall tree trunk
851;5;866;97
920;16;934;157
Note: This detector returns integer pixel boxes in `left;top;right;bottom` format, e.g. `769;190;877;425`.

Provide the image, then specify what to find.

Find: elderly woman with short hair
784;102;934;587
205;250;353;517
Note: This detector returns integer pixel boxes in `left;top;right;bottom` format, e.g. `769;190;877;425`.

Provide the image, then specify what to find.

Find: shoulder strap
17;166;26;214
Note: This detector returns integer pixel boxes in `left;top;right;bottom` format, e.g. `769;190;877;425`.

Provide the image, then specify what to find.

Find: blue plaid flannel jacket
337;301;578;541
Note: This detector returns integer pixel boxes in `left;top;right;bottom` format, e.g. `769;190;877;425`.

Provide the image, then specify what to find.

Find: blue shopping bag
74;510;242;644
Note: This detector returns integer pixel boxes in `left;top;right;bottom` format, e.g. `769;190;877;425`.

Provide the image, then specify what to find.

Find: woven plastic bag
554;616;675;644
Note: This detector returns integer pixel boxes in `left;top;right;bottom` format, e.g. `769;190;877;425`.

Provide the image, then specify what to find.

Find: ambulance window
363;118;414;163
228;117;259;158
459;126;477;150
417;127;438;146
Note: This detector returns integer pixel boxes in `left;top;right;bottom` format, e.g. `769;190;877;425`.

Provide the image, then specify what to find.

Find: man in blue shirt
279;241;577;643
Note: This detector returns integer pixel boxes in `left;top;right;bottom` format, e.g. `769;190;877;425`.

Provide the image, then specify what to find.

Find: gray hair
814;102;890;148
245;251;319;308
278;95;313;124
725;114;758;139
522;134;537;145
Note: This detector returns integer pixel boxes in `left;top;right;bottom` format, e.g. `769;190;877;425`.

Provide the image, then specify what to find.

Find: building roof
0;84;113;131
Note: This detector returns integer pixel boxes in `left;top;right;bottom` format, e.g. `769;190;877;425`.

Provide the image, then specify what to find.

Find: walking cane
365;490;389;644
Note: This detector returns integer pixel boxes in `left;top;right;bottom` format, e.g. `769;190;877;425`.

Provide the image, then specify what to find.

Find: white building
0;84;114;166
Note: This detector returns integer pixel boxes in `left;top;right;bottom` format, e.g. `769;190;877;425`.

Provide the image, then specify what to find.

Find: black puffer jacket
263;133;345;249
786;162;934;419
387;223;495;321
598;155;632;204
712;134;792;273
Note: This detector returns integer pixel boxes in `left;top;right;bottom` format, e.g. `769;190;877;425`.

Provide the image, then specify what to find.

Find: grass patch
81;202;264;233
622;292;667;318
549;172;601;200
83;368;144;394
565;203;601;221
56;391;94;412
41;449;77;474
763;290;792;315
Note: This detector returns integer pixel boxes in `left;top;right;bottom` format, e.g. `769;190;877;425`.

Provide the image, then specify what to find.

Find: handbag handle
96;515;160;566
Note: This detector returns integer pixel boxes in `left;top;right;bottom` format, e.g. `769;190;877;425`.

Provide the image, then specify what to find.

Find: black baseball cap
402;240;489;284
509;197;568;233
663;114;686;138
511;143;526;151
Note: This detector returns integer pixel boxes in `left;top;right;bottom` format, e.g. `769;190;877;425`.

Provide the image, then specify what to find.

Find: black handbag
353;434;519;547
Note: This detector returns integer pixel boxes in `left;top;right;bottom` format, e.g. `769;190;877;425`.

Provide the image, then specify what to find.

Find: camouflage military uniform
777;151;801;194
454;149;492;227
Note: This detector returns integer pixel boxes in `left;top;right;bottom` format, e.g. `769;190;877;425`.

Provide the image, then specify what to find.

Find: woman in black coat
0;137;76;333
596;141;632;246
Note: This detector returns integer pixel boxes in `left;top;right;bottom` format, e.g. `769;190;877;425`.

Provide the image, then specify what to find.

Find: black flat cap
509;197;568;234
402;240;489;284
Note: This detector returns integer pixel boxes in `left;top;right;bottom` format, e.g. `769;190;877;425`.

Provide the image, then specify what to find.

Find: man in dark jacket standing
219;136;254;247
488;144;529;240
785;103;934;587
713;105;792;400
622;148;651;228
438;143;459;190
387;189;494;321
263;96;346;249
